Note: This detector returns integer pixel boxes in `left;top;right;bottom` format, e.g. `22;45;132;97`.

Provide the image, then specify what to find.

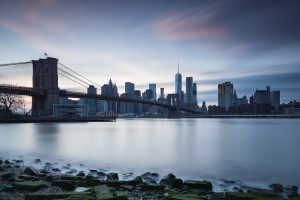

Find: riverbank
0;158;299;200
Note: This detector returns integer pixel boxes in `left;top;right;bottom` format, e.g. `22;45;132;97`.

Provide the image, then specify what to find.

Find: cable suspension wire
58;67;91;86
58;62;102;88
58;72;88;88
0;61;32;67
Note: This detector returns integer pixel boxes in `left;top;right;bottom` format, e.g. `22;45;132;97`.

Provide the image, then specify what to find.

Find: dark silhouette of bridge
0;57;199;118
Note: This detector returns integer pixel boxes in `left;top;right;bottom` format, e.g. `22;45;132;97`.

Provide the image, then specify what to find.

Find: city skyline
1;0;300;105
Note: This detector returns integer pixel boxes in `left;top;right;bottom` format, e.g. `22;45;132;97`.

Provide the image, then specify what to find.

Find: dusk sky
1;0;300;106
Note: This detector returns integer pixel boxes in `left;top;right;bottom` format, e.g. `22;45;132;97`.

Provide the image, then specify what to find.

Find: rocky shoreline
0;158;299;200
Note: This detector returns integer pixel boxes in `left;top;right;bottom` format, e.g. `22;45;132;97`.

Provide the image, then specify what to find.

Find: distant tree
0;93;24;113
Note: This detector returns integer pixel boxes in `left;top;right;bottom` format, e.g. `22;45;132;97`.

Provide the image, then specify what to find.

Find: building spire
178;62;179;73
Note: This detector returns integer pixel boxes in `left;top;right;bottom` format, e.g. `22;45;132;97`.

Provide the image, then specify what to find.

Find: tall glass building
149;83;157;100
175;64;182;100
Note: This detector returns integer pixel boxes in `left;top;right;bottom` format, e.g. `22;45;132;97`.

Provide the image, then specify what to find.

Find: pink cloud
142;7;227;41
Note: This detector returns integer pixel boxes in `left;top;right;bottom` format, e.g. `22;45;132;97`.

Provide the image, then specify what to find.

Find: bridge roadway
0;84;200;114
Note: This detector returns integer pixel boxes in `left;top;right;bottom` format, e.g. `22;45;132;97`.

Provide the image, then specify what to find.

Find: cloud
140;0;300;53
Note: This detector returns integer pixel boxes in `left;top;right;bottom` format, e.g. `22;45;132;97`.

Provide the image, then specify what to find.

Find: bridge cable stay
57;68;91;87
58;62;102;89
58;72;88;88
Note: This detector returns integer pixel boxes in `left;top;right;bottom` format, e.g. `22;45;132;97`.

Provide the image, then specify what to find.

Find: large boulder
269;183;284;193
107;172;119;181
24;167;37;176
0;172;15;181
13;181;47;191
183;180;213;191
160;173;183;189
52;180;76;191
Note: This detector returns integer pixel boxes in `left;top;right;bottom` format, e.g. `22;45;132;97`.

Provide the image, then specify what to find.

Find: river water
0;118;299;190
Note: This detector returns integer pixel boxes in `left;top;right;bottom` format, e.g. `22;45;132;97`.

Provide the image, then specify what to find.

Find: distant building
175;63;182;100
218;81;234;110
185;77;193;105
125;82;134;95
208;105;226;115
254;86;270;104
160;88;165;99
149;84;157;100
87;85;97;116
192;83;197;104
253;86;280;106
233;90;248;105
100;79;118;113
200;101;207;113
119;93;134;114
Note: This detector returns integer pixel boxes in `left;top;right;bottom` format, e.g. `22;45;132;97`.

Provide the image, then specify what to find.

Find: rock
141;184;165;191
83;175;100;186
115;191;128;200
52;168;61;172
133;176;143;184
269;183;284;193
76;171;86;177
288;186;299;199
90;169;98;174
160;173;183;188
225;192;253;200
0;172;15;180
15;159;23;164
24;192;92;200
2;184;15;192
19;174;36;180
97;171;107;177
164;173;176;179
183;180;213;191
34;159;41;163
107;172;119;181
247;188;285;199
4;160;11;164
169;194;208;200
52;180;76;191
94;185;114;199
61;174;76;181
121;185;135;191
123;172;133;179
0;159;3;165
13;181;47;191
24;167;37;176
66;169;78;175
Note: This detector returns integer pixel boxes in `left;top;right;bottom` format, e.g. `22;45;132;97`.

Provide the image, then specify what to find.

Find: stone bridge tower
167;93;180;118
32;57;59;116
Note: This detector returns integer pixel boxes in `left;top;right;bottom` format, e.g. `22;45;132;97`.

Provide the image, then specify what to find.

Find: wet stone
107;172;119;181
269;183;284;193
34;159;41;163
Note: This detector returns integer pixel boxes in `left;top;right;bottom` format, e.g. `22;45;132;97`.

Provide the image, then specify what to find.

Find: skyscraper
175;63;182;100
185;77;193;105
218;81;234;110
87;85;97;116
149;83;156;100
192;83;197;104
125;82;134;95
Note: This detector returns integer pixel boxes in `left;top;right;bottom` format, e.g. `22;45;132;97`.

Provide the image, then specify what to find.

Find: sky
1;0;300;106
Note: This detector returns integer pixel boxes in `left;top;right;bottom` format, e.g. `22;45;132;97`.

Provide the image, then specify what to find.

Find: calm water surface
0;118;299;189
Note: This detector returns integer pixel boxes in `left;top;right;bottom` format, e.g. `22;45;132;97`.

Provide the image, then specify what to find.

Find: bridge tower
167;93;180;118
32;57;59;116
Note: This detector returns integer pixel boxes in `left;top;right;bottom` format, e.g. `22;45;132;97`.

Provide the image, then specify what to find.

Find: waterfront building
271;90;280;105
192;83;197;104
125;82;134;95
175;63;182;100
149;83;157;100
100;79;118;113
253;86;271;104
200;101;207;113
185;77;193;105
87;85;97;116
233;90;248;105
218;81;234;110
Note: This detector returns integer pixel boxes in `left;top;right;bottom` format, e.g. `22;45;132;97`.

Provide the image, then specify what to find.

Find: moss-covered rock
24;192;92;200
0;172;15;180
52;180;76;191
225;192;254;200
247;188;284;199
140;184;165;191
94;185;114;200
169;194;208;200
114;191;128;200
61;174;76;181
13;181;47;191
183;180;213;191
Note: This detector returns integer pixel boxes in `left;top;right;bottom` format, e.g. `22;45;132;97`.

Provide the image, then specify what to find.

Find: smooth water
0;118;299;189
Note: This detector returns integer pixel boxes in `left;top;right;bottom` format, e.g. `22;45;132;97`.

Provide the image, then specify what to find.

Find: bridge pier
32;57;59;116
167;94;180;118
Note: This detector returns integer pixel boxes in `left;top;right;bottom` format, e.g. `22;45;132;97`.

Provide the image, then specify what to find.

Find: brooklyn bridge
0;57;200;118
